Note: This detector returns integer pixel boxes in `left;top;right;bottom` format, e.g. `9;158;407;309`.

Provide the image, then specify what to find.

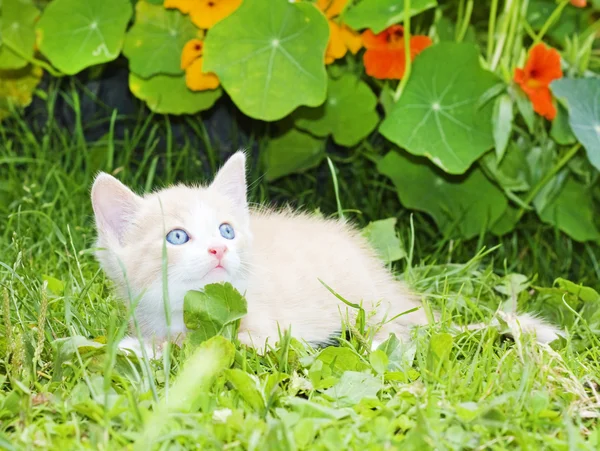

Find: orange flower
165;0;242;29
181;39;219;91
315;0;362;64
570;0;586;7
361;25;432;79
514;43;563;120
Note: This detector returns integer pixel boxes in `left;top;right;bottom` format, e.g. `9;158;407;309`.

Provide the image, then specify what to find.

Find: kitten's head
91;152;252;309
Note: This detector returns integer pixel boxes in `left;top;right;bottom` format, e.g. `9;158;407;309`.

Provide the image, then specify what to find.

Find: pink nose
208;246;227;260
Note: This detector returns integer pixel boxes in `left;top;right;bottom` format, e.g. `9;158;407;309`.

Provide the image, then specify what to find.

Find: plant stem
491;0;516;71
516;143;581;220
457;0;474;43
533;0;569;46
393;0;412;102
487;0;499;63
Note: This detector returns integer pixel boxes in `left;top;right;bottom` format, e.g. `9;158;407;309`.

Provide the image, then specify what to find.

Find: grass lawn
1;108;600;450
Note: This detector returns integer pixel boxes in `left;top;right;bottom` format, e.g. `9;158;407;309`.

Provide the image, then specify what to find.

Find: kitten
91;152;560;359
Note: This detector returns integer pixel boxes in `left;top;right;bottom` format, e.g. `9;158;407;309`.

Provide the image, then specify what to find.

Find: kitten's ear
91;173;141;243
211;151;248;209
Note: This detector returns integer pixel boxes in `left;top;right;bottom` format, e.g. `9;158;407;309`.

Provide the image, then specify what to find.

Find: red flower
514;43;563;120
361;25;432;80
570;0;586;7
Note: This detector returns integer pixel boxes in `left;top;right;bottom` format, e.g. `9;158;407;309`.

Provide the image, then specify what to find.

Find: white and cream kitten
91;152;559;358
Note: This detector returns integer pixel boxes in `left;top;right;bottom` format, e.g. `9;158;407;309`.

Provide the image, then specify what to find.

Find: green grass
1;92;600;450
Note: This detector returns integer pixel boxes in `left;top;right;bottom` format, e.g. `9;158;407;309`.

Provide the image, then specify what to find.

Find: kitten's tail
466;311;561;344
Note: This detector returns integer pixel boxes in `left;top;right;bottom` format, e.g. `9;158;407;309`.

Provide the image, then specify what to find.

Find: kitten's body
91;152;559;358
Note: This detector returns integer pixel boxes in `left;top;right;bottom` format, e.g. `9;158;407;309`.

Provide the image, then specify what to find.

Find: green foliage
0;0;39;70
183;283;248;345
344;0;438;33
362;217;406;263
203;0;329;121
123;0;199;78
129;72;221;114
36;0;132;75
380;43;498;174
265;127;325;181
378;150;507;239
538;176;600;242
295;74;379;146
551;78;600;172
2;109;600;449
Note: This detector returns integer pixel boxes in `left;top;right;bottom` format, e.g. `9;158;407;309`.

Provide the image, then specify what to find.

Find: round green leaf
538;176;600;243
0;0;39;70
123;0;199;78
129;72;221;115
377;150;508;239
295;74;379;147
551;78;600;172
36;0;133;75
344;0;437;33
265;128;325;181
203;0;329;121
380;43;499;175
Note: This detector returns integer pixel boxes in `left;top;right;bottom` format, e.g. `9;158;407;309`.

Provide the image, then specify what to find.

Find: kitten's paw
118;336;163;360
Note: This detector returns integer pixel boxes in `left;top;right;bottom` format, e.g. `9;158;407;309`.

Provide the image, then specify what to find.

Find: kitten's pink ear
91;173;141;243
211;151;248;209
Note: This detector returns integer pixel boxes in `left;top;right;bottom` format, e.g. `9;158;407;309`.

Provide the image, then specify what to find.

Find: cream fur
91;152;560;359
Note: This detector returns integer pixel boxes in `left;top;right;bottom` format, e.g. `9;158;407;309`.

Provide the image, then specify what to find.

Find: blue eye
219;223;235;240
166;229;189;245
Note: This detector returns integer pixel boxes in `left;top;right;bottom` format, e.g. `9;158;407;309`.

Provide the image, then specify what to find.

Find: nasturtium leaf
323;371;381;407
344;0;437;34
203;0;329;121
123;1;199;78
183;283;248;344
0;65;42;120
36;0;133;75
378;150;508;239
129;72;221;115
362;217;406;264
265;128;325;181
538;176;600;243
295;74;379;147
491;206;518;236
380;43;498;174
0;0;39;70
551;78;600;172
